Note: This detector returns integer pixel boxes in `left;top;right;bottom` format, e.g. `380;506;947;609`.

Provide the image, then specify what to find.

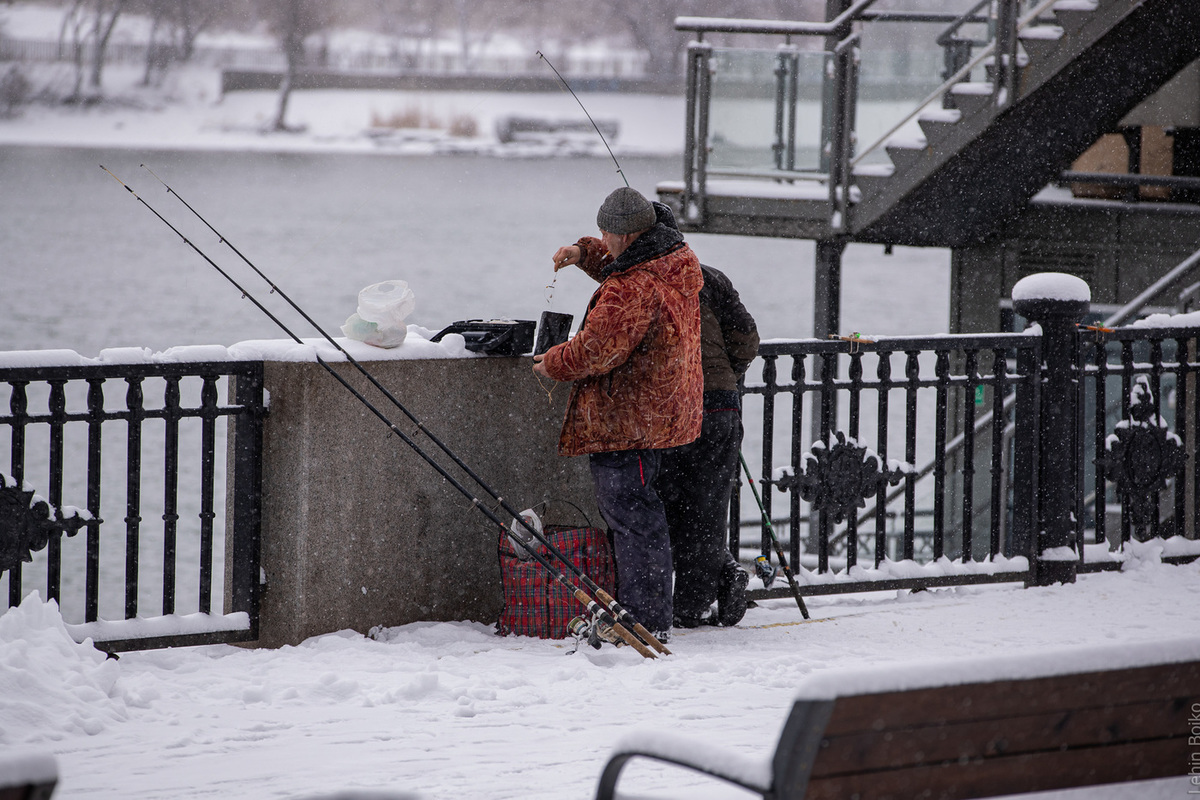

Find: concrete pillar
232;355;598;648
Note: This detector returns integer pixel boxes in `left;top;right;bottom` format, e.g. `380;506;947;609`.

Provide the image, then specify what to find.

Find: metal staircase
662;0;1200;248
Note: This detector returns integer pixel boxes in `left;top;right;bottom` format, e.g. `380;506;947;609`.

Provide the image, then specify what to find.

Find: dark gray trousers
657;409;742;620
589;449;673;631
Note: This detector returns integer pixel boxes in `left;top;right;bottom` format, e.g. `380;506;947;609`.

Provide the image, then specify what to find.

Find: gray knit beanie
596;187;657;235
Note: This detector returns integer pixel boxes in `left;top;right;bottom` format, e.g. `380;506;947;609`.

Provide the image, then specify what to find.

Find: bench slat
822;660;1199;734
804;737;1184;800
813;696;1190;775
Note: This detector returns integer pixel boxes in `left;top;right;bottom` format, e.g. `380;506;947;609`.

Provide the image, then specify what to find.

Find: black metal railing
739;304;1200;600
1082;326;1200;558
0;360;264;651
737;331;1041;597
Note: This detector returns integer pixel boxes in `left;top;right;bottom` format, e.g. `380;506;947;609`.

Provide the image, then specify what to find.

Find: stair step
917;108;962;142
948;82;996;117
984;53;1030;84
1019;25;1066;62
851;165;894;199
1053;0;1099;34
885;133;928;172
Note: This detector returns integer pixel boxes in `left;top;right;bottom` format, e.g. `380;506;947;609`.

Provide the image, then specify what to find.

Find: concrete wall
240;355;597;648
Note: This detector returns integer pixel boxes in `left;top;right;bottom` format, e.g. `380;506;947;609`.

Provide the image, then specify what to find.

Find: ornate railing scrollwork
1096;377;1186;542
777;432;906;524
0;474;91;575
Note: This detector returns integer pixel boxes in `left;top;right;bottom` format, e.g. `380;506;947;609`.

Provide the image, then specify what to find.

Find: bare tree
58;0;126;102
140;0;234;87
594;0;687;80
259;0;334;131
87;0;125;92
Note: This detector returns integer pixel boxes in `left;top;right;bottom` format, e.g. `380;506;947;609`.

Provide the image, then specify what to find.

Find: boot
717;560;749;627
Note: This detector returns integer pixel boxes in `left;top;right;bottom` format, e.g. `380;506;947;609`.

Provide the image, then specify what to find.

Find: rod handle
632;622;672;656
612;622;656;659
592;587;671;655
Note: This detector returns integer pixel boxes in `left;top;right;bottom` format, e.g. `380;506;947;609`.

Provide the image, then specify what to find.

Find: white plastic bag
341;280;416;349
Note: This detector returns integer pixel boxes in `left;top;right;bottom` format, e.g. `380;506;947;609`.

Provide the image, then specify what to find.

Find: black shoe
649;629;671;644
717;563;750;627
673;613;716;629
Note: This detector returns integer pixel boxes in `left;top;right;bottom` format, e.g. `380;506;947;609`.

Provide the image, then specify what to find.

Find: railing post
683;41;712;226
993;0;1019;106
828;32;860;232
1013;273;1091;586
228;367;264;639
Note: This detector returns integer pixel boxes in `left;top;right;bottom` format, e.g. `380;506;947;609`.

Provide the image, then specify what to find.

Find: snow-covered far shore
4;557;1199;800
0;59;686;157
0;3;682;158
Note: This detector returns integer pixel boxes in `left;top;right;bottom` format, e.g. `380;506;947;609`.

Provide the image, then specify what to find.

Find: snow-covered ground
3;6;1199;800
4;553;1198;800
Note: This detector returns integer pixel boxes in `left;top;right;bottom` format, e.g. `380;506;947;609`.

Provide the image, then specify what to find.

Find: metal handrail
935;0;996;48
851;0;1061;169
1104;244;1200;327
676;0;883;38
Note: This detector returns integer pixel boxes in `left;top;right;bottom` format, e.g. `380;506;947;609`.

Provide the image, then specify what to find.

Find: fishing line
537;50;628;188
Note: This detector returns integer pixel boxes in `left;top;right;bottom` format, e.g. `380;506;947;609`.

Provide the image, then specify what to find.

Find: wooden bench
0;751;57;800
595;639;1200;800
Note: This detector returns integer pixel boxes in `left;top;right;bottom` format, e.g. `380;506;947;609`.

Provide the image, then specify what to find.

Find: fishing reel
566;615;621;654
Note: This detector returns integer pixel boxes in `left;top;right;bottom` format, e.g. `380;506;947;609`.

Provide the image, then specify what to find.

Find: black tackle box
430;319;536;356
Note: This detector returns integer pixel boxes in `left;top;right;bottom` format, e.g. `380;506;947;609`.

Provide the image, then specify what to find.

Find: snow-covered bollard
1012;272;1091;586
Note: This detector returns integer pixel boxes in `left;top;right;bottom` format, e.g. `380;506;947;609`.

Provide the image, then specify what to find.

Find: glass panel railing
856;20;963;168
853;0;1059;168
706;46;830;176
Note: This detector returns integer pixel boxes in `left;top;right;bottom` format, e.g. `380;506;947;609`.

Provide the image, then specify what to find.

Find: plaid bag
497;525;617;639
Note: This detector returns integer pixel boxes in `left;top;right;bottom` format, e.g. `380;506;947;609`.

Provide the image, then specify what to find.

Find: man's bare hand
532;352;552;378
552;245;581;272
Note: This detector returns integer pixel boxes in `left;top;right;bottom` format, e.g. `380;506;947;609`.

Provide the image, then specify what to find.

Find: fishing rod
739;453;810;620
108;165;668;657
536;51;628;188
136;164;668;658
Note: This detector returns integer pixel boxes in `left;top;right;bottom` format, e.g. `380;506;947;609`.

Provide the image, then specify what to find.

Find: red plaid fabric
497;526;617;639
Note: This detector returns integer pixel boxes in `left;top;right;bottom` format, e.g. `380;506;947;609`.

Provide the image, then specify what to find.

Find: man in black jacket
654;205;760;628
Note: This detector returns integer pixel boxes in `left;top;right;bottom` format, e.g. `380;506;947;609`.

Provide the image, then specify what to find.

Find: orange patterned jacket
540;226;704;457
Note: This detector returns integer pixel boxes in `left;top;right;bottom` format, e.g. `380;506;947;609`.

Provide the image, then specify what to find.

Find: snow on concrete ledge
0;325;485;369
1011;271;1091;303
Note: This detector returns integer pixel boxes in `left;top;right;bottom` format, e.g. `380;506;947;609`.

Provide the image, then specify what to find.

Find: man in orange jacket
533;187;704;638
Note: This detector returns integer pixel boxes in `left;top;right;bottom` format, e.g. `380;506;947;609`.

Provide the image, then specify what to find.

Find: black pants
589;449;673;631
658;409;742;620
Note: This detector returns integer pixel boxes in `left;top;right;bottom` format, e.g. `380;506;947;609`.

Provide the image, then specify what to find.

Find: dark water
1;145;946;356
